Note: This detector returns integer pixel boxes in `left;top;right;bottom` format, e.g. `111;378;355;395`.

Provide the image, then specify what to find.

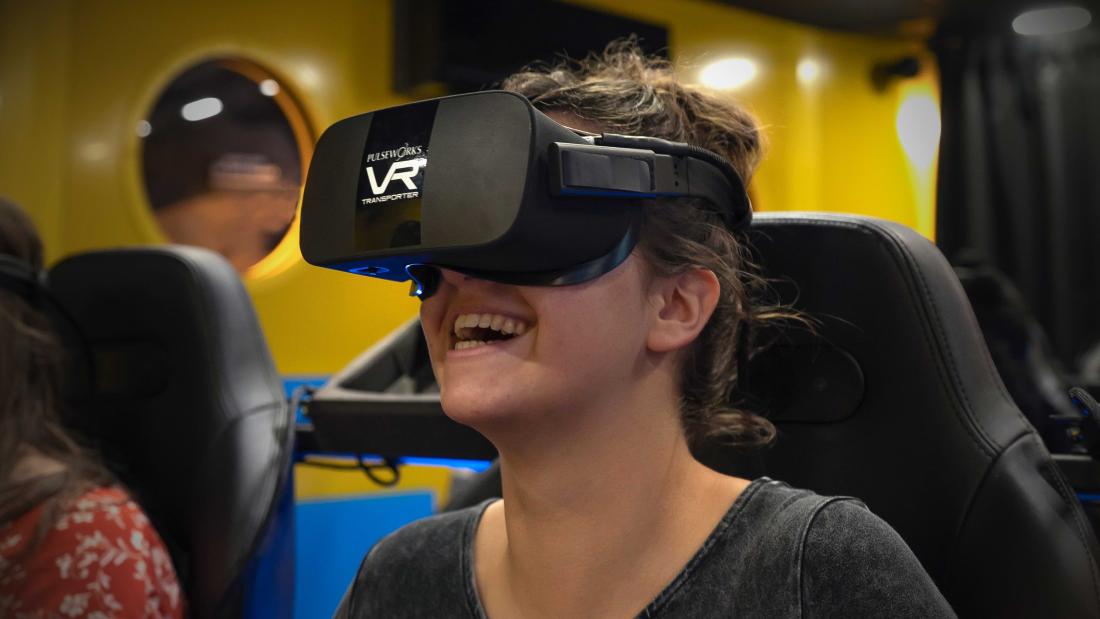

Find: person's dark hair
0;197;111;529
504;39;802;451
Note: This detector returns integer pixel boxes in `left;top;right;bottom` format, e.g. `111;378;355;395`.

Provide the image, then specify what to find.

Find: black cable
358;454;402;487
297;454;403;487
291;385;403;486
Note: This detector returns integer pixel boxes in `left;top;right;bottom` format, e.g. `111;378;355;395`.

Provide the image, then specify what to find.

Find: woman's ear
646;268;720;353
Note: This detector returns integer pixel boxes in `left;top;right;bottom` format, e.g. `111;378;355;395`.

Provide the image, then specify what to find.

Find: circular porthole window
139;59;310;274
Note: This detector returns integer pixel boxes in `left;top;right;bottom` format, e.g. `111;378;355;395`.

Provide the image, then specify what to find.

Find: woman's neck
475;382;749;618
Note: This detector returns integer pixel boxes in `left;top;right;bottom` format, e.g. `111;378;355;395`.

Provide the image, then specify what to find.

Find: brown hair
504;39;797;450
0;197;111;529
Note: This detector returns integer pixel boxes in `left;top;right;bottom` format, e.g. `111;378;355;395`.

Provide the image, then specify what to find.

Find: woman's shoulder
340;500;492;617
729;477;870;546
668;478;955;618
798;497;956;617
736;479;930;576
364;499;489;568
735;479;956;618
0;485;184;618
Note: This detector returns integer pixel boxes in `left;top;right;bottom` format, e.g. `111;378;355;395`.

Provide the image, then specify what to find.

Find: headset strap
549;134;752;230
0;254;44;301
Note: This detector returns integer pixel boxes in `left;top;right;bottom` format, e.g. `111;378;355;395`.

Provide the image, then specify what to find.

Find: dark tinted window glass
141;59;306;273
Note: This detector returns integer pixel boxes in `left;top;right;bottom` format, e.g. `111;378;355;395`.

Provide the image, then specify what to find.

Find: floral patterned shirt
0;486;184;618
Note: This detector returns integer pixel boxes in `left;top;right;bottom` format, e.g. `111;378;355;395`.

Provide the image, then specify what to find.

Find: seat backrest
726;213;1099;618
48;246;294;619
953;262;1082;452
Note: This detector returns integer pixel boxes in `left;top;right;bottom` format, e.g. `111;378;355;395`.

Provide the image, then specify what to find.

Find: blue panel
300;452;493;473
244;474;296;619
293;493;434;619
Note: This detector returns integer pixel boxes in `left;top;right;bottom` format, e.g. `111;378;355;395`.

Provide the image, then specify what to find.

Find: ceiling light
181;97;223;122
80;141;110;163
796;58;823;86
1013;6;1092;36
699;58;759;90
259;79;280;97
896;93;940;172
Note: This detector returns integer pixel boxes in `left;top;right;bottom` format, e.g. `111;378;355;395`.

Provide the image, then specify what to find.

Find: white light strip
181;97;223;122
1013;6;1092;36
896;93;941;172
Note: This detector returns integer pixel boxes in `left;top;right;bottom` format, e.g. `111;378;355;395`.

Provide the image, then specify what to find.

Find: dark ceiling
712;0;1100;36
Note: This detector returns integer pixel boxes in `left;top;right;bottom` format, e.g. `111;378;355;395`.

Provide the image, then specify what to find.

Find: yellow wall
1;0;419;376
0;1;72;256
0;0;938;376
573;0;939;232
295;457;458;508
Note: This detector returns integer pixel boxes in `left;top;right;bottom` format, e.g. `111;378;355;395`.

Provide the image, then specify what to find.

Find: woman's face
418;255;660;430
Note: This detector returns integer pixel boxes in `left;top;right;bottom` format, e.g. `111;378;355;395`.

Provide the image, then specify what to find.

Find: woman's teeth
454;340;491;350
452;313;530;350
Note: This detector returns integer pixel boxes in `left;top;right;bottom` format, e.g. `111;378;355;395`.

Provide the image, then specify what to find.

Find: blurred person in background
0;197;184;618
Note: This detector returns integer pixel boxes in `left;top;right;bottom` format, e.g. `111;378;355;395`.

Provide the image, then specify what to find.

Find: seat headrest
742;212;1029;446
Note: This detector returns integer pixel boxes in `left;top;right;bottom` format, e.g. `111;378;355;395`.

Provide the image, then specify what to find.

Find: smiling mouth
451;313;530;351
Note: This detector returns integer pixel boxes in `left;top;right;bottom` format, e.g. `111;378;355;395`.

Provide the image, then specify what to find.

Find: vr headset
0;254;45;304
300;90;751;298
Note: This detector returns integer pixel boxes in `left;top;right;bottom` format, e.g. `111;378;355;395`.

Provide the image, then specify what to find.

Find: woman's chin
440;387;533;433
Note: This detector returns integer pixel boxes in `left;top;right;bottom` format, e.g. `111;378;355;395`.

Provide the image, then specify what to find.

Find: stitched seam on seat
945;430;1100;609
943;428;1028;591
1040;442;1100;606
863;220;999;456
196;401;287;609
894;224;1024;423
223;400;296;614
757;216;998;457
164;249;285;436
798;497;859;619
173;247;290;479
174;248;291;614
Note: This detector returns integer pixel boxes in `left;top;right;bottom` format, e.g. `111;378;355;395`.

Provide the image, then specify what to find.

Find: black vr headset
0;254;46;304
300;90;751;298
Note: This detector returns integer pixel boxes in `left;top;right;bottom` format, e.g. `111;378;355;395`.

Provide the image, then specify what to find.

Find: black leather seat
739;213;1100;617
447;212;1100;618
952;261;1085;453
48;246;294;619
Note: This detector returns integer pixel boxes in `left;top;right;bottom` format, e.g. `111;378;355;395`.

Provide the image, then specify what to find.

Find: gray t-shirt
336;478;956;618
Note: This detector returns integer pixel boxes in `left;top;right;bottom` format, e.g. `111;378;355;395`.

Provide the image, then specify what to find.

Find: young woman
337;42;955;618
0;198;184;618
